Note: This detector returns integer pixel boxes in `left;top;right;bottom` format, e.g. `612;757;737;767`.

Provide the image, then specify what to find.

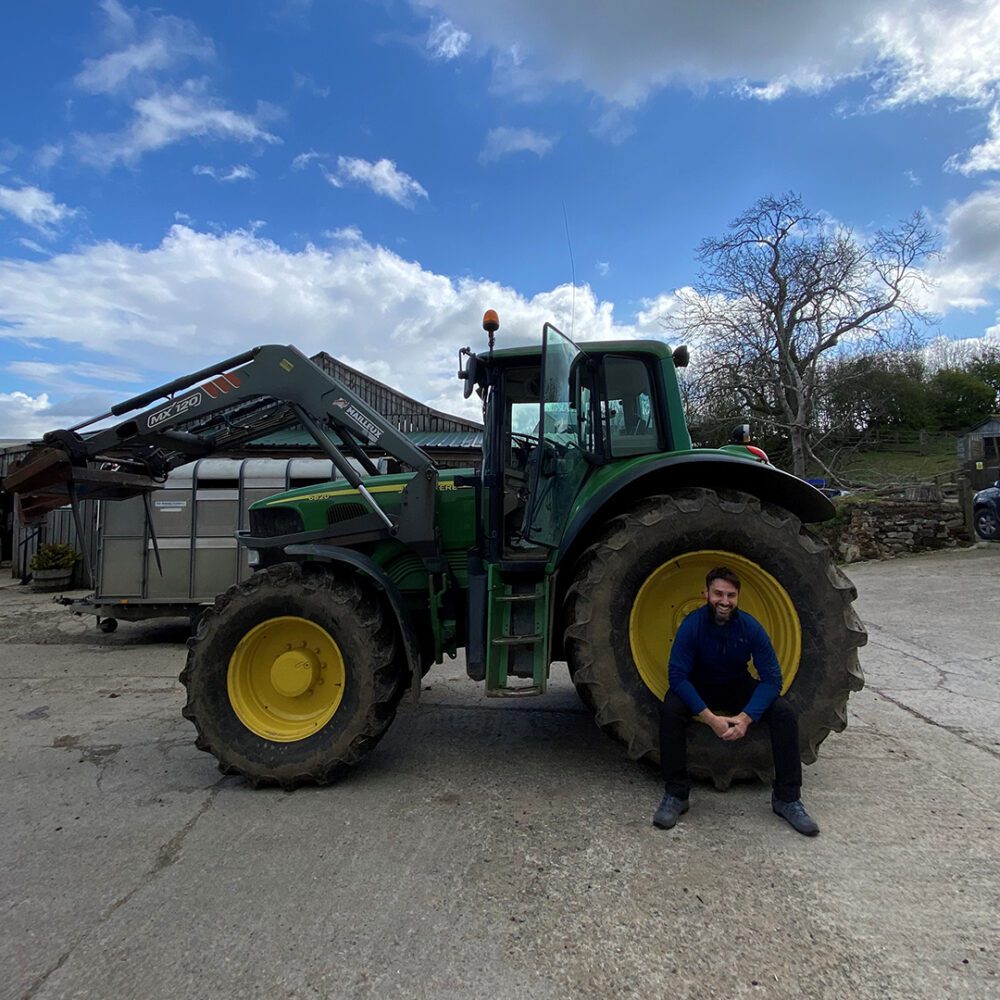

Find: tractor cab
458;313;682;695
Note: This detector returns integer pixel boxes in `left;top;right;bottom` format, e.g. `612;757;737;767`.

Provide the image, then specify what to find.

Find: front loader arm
3;346;441;565
75;344;435;476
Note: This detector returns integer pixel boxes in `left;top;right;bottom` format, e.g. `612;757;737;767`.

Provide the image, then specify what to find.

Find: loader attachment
3;446;159;524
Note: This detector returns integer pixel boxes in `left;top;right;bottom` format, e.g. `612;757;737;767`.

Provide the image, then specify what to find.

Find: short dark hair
706;566;741;591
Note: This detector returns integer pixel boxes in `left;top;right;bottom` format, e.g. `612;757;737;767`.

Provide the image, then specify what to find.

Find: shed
958;415;1000;463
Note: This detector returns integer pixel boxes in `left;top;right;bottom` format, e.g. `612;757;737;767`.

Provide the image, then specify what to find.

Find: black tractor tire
563;488;867;789
180;562;404;788
974;506;1000;541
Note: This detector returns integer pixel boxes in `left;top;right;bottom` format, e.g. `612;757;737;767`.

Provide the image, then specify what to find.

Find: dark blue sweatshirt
668;604;782;721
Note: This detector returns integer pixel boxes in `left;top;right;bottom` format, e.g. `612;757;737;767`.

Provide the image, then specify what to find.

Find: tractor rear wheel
563;488;866;788
180;562;404;788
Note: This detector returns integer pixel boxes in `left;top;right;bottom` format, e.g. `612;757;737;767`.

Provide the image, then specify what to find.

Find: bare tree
669;193;938;477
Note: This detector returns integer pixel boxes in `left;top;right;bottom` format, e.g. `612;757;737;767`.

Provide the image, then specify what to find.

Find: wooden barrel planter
31;568;74;592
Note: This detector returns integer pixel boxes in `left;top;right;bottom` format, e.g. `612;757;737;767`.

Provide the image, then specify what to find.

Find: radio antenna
562;201;576;339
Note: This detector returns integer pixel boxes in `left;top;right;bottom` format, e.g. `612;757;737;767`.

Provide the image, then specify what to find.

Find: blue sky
2;0;1000;436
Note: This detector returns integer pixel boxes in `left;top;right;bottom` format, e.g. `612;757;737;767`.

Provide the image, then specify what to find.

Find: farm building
957;414;1000;464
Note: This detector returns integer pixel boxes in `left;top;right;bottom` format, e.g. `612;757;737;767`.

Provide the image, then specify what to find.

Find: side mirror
458;348;479;399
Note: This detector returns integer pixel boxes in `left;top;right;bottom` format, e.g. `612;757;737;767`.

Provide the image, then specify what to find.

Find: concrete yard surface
2;545;998;1000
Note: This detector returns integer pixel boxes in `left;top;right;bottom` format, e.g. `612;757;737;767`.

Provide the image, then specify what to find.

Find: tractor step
491;634;543;646
484;565;551;697
495;591;544;603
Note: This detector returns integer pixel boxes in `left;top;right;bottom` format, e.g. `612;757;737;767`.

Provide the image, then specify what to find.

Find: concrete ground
2;545;998;1000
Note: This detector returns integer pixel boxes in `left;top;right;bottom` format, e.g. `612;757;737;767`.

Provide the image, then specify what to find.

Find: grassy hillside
805;436;958;488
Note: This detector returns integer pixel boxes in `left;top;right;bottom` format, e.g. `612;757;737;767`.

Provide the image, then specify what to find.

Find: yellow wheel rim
227;616;346;742
628;550;801;701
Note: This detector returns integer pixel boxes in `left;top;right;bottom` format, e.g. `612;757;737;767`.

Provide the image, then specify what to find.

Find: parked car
974;481;1000;540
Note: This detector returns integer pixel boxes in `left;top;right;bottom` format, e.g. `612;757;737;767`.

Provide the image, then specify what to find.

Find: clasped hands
699;709;751;741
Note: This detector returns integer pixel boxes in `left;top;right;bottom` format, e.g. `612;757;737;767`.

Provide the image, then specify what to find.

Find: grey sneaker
653;793;689;829
772;796;820;836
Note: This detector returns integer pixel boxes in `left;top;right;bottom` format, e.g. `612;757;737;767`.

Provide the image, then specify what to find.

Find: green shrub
29;542;80;571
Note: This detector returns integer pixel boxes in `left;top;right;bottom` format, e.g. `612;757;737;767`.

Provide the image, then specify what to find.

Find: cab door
520;323;592;549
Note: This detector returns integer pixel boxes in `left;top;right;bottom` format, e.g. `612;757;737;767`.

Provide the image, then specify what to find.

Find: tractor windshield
521;323;590;547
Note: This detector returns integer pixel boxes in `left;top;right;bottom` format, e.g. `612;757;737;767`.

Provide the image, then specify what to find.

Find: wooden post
957;475;976;542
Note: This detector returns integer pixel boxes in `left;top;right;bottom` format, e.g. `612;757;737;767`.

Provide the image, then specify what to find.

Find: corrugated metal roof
407;430;483;449
248;428;482;450
311;351;483;433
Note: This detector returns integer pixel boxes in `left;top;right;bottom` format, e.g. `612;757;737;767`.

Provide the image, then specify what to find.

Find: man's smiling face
705;578;739;624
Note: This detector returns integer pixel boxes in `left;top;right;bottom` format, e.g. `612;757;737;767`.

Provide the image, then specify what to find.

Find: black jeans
659;679;802;803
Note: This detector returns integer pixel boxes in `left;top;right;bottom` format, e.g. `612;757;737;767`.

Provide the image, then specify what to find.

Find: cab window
602;356;658;457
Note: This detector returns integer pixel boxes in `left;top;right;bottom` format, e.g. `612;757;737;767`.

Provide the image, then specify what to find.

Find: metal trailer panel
91;458;350;615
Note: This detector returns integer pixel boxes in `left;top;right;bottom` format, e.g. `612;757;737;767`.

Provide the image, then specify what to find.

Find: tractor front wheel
180;562;404;788
563;488;866;788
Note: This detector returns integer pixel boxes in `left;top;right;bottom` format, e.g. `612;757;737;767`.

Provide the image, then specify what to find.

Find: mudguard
283;543;424;699
555;452;835;571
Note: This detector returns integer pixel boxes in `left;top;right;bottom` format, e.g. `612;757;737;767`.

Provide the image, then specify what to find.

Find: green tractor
5;312;865;788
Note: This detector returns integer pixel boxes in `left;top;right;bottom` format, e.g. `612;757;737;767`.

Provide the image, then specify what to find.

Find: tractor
4;312;865;788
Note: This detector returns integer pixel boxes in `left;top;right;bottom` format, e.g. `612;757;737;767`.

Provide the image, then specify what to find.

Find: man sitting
653;565;820;836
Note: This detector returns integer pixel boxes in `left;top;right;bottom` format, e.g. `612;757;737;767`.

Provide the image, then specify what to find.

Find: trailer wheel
180;562;403;788
563;488;866;788
98;617;118;634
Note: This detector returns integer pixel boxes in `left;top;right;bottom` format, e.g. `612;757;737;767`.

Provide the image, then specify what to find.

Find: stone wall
813;498;970;564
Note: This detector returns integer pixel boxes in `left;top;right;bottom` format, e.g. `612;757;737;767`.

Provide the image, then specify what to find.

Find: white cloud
427;20;471;60
413;1;1000;166
292;150;322;170
17;238;49;255
76;82;280;167
735;71;831;102
596;261;609;277
193;163;257;182
292;72;330;98
0;141;22;172
632;291;687;337
4;363;143;422
71;3;278;167
864;4;1000;109
0;225;654;434
325;226;364;243
323;157;428;207
8;360;142;385
74;0;214;95
414;1;1000;105
590;106;636;145
76;36;203;94
0;185;75;235
0;391;54;440
35;143;64;170
479;126;557;163
927;184;1000;311
946;103;1000;175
